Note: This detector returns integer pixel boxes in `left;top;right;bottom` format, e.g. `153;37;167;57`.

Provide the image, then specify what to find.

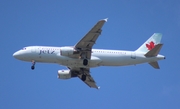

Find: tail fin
144;44;163;57
145;44;163;69
136;33;162;53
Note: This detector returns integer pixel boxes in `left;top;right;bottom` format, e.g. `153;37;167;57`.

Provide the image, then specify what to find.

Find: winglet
100;18;108;22
104;18;108;22
98;86;100;89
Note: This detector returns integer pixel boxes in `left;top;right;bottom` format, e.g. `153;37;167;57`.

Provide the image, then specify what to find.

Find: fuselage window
22;47;26;50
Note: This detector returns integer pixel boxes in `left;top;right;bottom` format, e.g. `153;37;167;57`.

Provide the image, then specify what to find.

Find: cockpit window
22;47;26;50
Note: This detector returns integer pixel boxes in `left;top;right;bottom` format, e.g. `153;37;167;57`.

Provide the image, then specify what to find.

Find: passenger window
22;47;26;50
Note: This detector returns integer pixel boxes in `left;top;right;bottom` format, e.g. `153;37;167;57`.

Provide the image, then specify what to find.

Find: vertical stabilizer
144;44;163;57
136;33;162;53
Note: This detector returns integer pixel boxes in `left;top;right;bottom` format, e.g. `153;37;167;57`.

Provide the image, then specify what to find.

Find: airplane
13;18;165;89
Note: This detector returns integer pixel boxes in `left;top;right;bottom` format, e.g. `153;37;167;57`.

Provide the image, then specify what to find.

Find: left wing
70;68;99;89
74;18;108;59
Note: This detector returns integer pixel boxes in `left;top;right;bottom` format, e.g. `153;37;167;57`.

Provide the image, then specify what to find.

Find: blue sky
0;0;180;109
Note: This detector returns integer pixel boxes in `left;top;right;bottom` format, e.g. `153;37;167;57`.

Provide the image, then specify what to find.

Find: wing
70;67;99;89
74;18;108;59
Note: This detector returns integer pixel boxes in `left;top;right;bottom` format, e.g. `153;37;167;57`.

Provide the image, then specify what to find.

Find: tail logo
146;41;155;50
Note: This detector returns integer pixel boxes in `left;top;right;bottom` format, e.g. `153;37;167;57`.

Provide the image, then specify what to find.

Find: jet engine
60;47;79;56
57;70;72;79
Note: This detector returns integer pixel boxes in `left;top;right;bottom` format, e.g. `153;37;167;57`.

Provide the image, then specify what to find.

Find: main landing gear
80;68;86;81
81;74;86;81
83;59;88;66
31;60;35;70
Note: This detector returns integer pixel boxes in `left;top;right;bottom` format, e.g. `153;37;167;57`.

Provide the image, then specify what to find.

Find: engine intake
57;70;72;79
60;47;79;56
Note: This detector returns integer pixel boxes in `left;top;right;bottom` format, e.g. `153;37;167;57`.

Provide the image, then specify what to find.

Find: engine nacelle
60;47;79;56
57;70;72;79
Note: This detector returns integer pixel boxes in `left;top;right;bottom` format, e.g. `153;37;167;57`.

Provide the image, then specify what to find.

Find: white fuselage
13;46;165;68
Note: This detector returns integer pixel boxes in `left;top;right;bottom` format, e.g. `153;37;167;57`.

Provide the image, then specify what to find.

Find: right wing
70;67;99;89
74;18;108;59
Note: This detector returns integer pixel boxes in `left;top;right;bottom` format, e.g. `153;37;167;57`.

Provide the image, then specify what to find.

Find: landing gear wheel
31;60;36;70
81;75;86;81
31;66;35;70
83;59;88;66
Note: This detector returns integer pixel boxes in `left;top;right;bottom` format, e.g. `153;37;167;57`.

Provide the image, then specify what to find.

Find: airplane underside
13;18;165;89
23;52;164;69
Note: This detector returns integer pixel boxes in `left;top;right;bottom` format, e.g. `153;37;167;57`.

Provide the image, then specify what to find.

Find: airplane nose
13;51;20;59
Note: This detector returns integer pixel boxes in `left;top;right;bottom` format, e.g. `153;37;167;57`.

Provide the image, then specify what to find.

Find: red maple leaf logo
146;41;155;50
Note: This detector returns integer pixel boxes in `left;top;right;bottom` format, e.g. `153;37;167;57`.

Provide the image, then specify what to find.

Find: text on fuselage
39;50;55;55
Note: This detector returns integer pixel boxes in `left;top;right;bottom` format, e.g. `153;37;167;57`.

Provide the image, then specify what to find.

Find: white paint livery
13;18;165;89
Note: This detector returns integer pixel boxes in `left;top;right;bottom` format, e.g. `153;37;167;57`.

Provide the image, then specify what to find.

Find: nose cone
13;51;24;60
13;49;31;61
13;51;20;59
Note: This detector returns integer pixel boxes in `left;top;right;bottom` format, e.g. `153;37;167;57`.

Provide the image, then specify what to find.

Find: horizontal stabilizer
145;44;163;57
149;61;160;69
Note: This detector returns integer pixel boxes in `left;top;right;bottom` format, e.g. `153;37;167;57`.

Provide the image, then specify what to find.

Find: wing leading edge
74;18;108;59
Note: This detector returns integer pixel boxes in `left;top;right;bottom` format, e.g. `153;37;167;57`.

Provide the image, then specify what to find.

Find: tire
82;75;86;81
83;59;88;66
31;66;35;70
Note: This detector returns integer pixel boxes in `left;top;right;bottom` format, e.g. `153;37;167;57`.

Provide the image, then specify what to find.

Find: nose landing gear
31;60;35;70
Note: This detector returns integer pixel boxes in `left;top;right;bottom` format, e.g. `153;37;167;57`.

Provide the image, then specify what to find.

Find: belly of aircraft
56;56;102;68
